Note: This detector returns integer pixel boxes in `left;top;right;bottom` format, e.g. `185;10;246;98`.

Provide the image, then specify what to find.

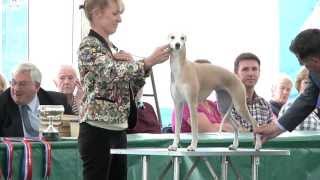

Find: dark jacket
0;88;73;137
279;72;320;131
270;100;283;117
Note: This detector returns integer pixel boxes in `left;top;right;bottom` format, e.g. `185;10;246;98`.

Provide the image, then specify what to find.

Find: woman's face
93;0;122;36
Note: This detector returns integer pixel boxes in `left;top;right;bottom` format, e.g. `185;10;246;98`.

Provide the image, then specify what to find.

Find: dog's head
168;33;187;51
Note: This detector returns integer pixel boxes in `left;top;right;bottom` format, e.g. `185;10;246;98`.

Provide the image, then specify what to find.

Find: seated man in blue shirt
255;28;320;143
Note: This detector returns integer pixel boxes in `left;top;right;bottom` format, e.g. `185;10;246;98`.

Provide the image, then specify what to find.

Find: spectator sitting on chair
171;100;234;133
127;87;161;133
54;65;83;115
0;63;73;137
270;74;293;117
279;67;320;130
230;52;273;131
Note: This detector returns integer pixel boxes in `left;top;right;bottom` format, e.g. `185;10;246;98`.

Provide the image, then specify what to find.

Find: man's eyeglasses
10;80;35;88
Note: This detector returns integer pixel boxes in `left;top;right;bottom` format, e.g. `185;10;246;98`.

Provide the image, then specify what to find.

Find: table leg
227;157;242;180
159;159;173;180
251;155;260;180
173;156;180;180
184;157;201;180
142;155;150;180
221;155;229;180
202;157;219;180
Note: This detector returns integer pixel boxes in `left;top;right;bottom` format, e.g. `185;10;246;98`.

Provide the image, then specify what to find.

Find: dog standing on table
168;33;262;151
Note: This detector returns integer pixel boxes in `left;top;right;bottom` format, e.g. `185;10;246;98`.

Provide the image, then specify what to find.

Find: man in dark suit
255;28;320;143
0;63;72;137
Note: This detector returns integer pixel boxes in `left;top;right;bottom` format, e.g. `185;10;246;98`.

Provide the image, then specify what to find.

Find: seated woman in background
171;59;233;133
0;73;7;93
269;74;293;117
279;67;320;130
171;100;233;133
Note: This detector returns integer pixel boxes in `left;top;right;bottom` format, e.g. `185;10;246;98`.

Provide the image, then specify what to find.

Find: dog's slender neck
170;46;187;72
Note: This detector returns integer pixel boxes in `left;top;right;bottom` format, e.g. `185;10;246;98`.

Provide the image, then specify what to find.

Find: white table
111;147;290;180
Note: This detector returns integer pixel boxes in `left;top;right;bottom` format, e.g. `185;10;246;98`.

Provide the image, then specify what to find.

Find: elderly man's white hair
12;62;42;84
55;65;78;78
271;73;293;96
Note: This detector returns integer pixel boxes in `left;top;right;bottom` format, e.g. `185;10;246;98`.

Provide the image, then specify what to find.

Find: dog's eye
170;36;175;40
181;36;185;41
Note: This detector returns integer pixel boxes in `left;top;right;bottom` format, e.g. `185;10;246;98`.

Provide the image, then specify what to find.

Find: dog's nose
175;43;180;49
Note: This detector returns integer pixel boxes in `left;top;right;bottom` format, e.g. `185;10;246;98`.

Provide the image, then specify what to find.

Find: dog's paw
187;145;196;151
168;144;178;151
228;144;238;150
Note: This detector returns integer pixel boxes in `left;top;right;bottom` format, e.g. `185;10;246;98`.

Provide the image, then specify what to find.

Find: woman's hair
295;66;309;92
83;0;124;22
0;73;7;92
12;63;42;85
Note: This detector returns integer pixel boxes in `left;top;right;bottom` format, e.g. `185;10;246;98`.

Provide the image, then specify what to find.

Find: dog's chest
170;72;186;101
170;56;183;81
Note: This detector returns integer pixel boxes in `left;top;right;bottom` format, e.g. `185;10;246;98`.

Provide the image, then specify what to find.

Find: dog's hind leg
228;86;262;150
187;101;198;151
228;115;240;150
217;90;240;150
216;90;232;133
231;93;262;150
220;107;240;150
254;134;262;150
168;101;184;151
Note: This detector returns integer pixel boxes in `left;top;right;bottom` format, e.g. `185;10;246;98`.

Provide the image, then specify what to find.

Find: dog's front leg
187;103;198;151
168;102;183;151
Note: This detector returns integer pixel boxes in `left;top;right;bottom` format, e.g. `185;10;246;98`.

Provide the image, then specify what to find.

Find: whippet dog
168;33;262;151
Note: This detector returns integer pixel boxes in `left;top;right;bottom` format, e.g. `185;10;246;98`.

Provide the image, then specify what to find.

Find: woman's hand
144;44;170;70
113;50;134;62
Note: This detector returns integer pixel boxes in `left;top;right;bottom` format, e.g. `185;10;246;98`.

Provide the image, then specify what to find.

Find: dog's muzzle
175;43;181;50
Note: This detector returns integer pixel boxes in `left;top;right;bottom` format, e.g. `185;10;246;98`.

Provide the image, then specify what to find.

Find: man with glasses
0;63;72;137
255;28;320;143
